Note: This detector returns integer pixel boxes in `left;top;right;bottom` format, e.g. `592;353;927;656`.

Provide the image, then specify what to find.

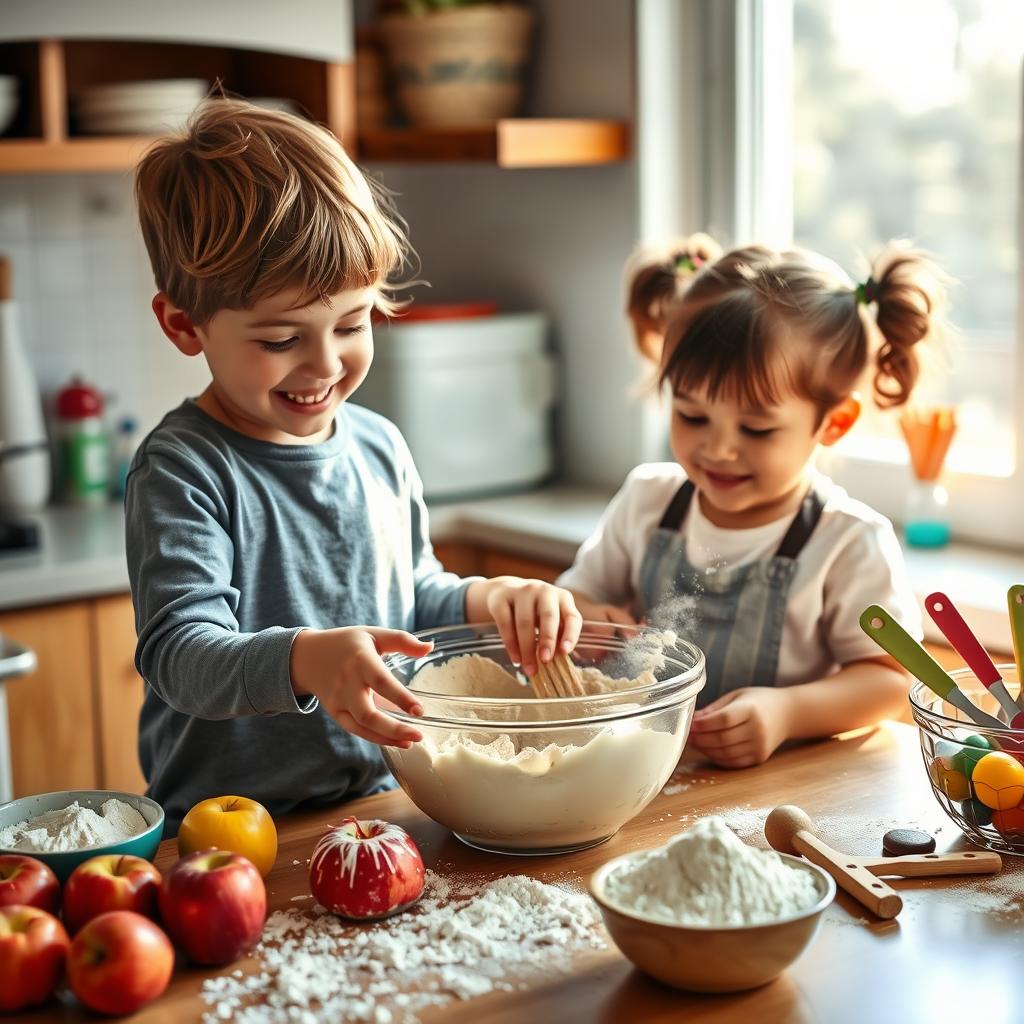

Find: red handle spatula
925;592;1023;726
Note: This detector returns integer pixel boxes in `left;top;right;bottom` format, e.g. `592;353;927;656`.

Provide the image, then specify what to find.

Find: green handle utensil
860;604;1004;728
1007;585;1024;716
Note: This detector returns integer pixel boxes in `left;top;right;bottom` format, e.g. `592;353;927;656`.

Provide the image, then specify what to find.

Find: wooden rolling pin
764;805;1002;920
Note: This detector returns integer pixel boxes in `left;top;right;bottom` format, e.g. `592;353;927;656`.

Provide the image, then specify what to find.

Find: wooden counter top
36;722;1024;1023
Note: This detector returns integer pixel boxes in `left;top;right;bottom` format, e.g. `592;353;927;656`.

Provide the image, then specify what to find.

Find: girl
559;236;942;768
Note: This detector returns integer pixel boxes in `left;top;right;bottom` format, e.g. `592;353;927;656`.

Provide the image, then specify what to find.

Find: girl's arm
688;655;908;768
780;655;909;739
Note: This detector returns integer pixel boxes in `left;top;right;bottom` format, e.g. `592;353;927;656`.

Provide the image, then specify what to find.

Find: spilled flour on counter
200;871;606;1023
0;798;148;852
604;817;821;926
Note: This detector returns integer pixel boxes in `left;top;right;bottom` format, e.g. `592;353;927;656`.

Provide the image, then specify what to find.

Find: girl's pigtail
626;232;722;362
867;243;947;408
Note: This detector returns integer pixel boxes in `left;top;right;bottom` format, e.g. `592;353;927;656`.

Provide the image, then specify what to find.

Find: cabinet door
92;595;147;794
0;602;99;797
432;542;483;577
479;551;566;584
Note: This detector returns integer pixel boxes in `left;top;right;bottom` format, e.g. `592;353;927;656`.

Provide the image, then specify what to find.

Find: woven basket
379;4;534;128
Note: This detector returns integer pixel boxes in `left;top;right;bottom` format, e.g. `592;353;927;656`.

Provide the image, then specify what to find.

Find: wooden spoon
764;805;1002;921
532;652;586;699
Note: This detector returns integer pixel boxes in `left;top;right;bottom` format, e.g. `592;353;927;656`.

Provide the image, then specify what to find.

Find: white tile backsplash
0;173;210;456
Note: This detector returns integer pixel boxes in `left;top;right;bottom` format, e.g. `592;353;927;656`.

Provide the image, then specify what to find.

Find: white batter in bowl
382;623;706;855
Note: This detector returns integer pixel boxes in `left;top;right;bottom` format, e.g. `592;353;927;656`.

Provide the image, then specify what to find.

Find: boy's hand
687;687;792;769
290;627;432;748
465;577;582;677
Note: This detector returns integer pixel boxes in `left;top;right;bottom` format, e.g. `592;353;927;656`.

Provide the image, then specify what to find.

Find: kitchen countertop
28;722;1024;1022
3;488;1024;652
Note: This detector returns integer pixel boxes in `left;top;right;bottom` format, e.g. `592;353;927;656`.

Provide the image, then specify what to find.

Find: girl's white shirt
557;462;923;688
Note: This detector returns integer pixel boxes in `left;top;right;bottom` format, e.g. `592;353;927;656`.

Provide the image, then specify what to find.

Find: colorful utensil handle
1007;585;1024;712
860;605;957;699
925;592;1001;687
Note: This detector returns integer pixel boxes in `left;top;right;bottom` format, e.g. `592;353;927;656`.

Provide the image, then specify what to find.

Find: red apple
62;853;163;934
309;817;424;919
159;849;266;965
67;910;174;1016
0;905;70;1013
0;853;60;914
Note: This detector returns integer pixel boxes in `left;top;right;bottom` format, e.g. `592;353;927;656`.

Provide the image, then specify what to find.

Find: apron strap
658;480;696;530
774;485;827;558
657;478;825;559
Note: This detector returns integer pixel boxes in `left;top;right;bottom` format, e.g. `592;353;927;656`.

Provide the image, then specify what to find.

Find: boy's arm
127;448;309;720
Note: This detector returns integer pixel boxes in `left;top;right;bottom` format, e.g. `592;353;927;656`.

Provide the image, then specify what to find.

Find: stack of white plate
0;76;19;136
74;78;208;135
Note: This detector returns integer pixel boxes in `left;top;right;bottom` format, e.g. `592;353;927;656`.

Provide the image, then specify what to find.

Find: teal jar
904;478;950;548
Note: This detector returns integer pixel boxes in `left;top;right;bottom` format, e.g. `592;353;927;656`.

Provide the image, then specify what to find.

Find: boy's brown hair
135;98;409;326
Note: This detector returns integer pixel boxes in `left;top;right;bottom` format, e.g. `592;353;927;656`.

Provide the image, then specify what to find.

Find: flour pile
0;798;148;852
604;816;821;926
201;871;606;1023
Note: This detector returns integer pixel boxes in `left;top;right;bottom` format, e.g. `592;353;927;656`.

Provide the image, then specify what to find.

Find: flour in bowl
0;798;149;852
604;816;822;926
392;723;683;850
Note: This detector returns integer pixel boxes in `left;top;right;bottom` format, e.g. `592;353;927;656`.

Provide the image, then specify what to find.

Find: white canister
0;256;51;513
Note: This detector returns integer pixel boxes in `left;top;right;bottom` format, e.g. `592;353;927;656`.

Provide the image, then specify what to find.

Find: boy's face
185;285;376;445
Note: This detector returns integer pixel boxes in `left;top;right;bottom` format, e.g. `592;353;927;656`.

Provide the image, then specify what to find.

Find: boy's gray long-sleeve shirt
125;399;473;833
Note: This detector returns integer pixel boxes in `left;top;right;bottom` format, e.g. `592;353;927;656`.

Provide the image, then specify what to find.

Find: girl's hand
465;577;583;677
290;627;433;748
572;595;639;629
687;687;793;768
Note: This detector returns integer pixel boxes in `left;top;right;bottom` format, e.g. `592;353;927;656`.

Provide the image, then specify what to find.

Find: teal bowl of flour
0;790;164;882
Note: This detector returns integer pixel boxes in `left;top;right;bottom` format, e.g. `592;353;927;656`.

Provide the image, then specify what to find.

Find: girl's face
669;382;840;528
193;285;376;445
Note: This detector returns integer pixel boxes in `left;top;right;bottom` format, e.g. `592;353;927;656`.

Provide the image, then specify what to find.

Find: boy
128;100;581;833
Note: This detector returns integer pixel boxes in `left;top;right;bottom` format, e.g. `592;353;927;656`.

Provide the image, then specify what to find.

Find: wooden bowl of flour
0;790;164;881
590;851;835;992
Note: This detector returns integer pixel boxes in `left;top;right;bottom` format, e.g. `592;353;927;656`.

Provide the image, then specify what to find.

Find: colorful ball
961;798;994;828
952;742;991;780
992;806;1024;838
927;757;970;803
971;752;1024;810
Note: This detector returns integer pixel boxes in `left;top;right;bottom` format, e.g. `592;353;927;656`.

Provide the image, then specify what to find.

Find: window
793;0;1023;479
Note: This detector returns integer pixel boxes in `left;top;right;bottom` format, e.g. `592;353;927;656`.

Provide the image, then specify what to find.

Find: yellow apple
177;795;278;878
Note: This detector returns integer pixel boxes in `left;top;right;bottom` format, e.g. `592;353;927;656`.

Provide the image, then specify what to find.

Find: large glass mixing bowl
382;622;705;855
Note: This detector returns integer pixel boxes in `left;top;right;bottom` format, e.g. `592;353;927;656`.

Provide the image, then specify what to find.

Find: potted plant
377;0;535;128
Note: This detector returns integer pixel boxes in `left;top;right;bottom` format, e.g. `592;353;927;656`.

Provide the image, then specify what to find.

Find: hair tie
855;276;878;305
674;253;705;276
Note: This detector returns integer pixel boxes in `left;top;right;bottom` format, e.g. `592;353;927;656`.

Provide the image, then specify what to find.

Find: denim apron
638;480;826;708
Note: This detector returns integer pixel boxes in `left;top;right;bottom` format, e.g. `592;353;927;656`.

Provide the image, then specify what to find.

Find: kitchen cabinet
92;594;147;794
0;600;99;797
0;592;145;799
434;541;563;584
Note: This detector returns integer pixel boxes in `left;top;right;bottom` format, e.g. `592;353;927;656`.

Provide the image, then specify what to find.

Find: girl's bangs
661;295;798;409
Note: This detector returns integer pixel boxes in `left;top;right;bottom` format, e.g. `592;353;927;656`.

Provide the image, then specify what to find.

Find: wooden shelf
0;39;629;172
0;38;354;174
0;137;158;173
357;119;630;168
